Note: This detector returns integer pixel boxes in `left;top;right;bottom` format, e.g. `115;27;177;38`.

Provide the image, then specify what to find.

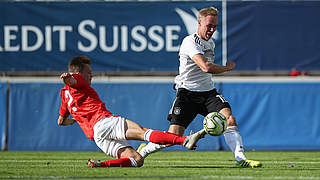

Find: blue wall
220;82;320;150
0;83;6;150
2;81;320;151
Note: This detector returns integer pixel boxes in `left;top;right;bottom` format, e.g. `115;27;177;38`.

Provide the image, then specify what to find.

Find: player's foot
87;158;101;168
137;143;147;154
137;143;164;158
236;160;262;168
183;129;206;150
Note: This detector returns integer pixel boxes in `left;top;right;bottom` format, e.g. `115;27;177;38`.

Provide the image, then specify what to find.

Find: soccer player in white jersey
138;6;262;168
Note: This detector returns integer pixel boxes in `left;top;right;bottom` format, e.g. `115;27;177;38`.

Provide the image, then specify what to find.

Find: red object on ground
289;70;302;76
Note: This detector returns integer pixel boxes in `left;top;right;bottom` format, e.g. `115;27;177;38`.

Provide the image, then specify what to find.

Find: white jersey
175;33;215;91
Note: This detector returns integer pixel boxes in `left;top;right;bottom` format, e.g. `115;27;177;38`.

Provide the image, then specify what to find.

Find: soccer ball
203;112;227;136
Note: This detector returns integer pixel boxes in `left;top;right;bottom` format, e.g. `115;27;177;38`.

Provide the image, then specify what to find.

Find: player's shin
223;126;246;161
144;129;185;145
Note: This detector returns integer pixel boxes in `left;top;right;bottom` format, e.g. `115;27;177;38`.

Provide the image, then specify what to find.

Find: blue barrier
220;82;320;150
5;81;320;151
7;82;219;151
0;83;6;150
8;83;99;151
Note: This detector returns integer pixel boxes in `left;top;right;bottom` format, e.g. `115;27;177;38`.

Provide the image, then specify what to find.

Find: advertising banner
0;2;222;72
1;1;319;72
227;1;320;71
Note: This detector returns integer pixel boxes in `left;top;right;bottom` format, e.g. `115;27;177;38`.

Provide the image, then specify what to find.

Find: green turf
0;151;320;179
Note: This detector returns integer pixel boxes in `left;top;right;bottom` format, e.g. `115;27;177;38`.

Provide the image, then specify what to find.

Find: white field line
2;159;320;164
0;175;319;179
151;160;320;164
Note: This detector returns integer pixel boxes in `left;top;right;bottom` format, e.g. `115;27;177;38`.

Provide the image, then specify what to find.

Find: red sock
101;158;133;167
149;131;186;145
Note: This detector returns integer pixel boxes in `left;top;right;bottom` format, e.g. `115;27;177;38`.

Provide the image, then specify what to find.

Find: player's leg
220;108;261;168
125;119;187;145
138;89;201;157
205;90;246;160
127;119;203;149
90;117;141;168
219;108;246;161
138;124;186;158
205;90;261;167
88;145;143;168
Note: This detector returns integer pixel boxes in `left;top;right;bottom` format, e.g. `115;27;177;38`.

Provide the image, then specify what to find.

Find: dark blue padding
219;82;320;150
6;82;320;151
0;82;6;150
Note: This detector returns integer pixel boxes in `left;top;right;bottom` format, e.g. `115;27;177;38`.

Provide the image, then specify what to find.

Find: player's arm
57;115;76;126
60;73;77;85
193;54;236;74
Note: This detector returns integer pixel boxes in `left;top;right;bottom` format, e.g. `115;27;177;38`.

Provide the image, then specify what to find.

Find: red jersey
59;73;113;140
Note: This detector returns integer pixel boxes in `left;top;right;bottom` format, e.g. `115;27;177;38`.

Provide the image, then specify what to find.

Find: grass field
0;151;320;180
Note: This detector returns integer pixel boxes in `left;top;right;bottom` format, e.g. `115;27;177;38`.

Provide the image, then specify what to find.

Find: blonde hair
198;6;219;20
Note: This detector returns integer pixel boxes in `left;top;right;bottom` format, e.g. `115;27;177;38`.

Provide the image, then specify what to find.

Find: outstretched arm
193;54;236;74
57;115;76;126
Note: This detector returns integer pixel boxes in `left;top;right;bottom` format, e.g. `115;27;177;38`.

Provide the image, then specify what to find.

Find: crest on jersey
173;107;181;115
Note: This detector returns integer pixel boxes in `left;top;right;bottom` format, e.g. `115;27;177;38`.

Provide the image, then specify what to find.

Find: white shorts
93;116;130;158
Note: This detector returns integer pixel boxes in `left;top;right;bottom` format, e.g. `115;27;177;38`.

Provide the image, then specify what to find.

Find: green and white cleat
183;129;206;150
236;160;262;168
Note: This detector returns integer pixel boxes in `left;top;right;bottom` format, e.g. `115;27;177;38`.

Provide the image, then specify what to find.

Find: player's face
198;15;218;41
80;64;93;85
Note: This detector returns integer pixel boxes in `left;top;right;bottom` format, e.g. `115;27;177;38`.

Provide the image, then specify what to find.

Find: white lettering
78;20;97;52
131;25;147;52
148;25;164;52
22;25;43;51
45;26;52;51
53;26;72;52
166;25;180;52
5;26;19;51
0;20;182;53
121;25;128;52
100;26;118;52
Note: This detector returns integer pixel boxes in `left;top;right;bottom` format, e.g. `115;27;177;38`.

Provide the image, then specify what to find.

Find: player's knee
227;115;237;126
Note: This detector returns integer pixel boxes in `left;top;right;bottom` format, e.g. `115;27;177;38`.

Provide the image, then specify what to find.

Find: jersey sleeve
70;73;90;89
59;89;70;118
180;36;204;59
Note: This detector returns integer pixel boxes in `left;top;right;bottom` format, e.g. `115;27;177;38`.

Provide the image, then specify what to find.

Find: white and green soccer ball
203;112;227;136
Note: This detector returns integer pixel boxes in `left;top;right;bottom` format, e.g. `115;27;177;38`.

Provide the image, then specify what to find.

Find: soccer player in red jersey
57;56;204;168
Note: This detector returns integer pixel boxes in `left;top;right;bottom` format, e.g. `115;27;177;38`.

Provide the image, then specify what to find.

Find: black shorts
167;88;231;128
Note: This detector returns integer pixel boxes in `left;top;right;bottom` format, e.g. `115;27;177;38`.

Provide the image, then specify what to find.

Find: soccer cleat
183;129;206;150
236;160;262;168
87;158;101;168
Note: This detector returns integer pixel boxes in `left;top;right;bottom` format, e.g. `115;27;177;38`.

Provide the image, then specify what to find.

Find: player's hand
60;73;77;85
226;61;236;71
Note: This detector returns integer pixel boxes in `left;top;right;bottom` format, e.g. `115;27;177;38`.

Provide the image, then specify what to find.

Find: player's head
68;56;93;85
198;6;219;41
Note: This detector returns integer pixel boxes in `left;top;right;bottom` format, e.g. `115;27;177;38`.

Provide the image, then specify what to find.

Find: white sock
139;142;165;158
224;126;247;161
